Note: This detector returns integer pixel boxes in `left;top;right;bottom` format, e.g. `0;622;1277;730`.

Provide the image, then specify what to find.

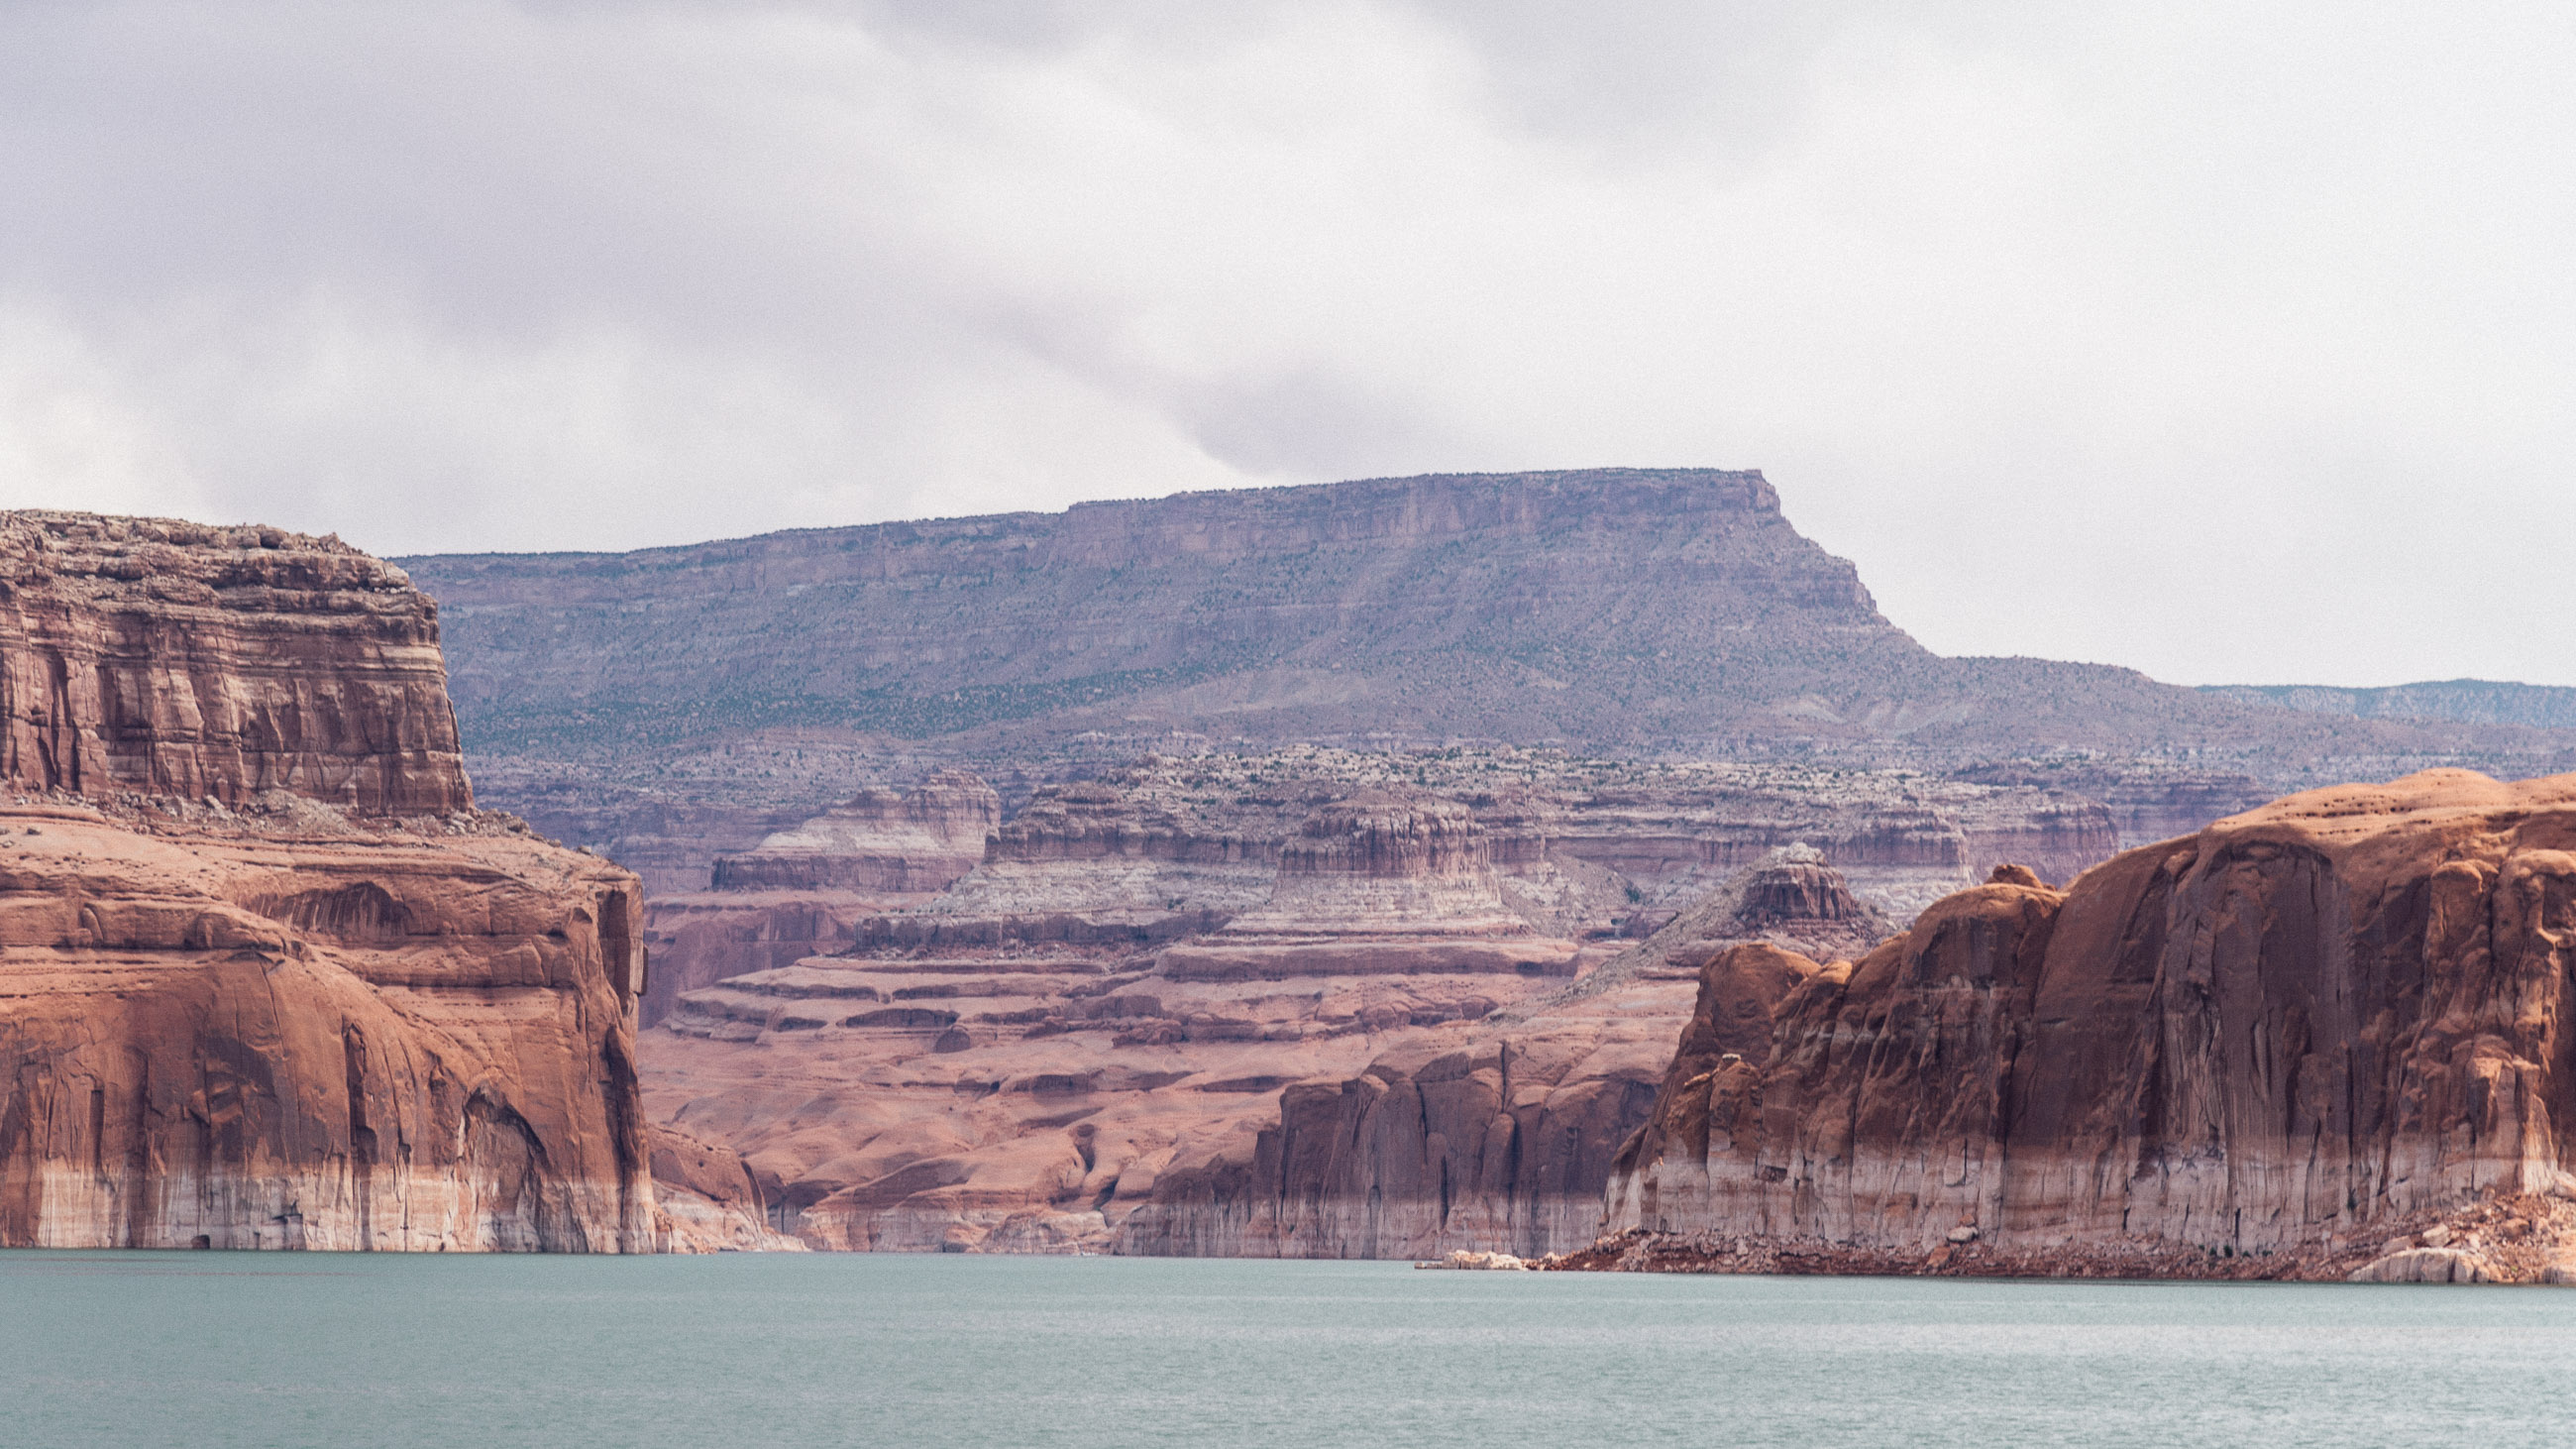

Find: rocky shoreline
1548;1184;2576;1283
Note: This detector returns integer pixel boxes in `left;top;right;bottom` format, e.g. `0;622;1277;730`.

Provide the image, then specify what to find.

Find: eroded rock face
0;512;671;1252
644;816;1931;1258
709;771;998;894
1222;793;1528;937
1604;769;2576;1264
647;931;1587;1253
639;771;1001;1026
1114;987;1681;1260
646;793;1602;1253
0;801;651;1250
1;511;470;814
1113;852;1888;1260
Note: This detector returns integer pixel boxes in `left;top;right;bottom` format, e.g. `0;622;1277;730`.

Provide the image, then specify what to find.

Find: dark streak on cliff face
2;511;471;815
1602;769;2576;1265
0;510;697;1253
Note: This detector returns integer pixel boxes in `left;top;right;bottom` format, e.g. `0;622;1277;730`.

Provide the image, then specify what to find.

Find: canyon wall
637;770;999;1026
399;470;2574;888
0;511;669;1252
635;748;2142;1255
1117;850;1877;1260
647;788;1601;1253
2;511;470;814
1601;769;2576;1267
0;801;653;1251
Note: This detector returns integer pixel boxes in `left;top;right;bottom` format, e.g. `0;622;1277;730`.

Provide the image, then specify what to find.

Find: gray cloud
1;0;2571;688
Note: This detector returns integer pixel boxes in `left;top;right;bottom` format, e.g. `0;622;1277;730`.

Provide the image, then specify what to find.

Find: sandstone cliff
635;751;2099;1255
1117;850;1887;1260
0;512;677;1252
639;770;999;1026
0;798;652;1250
1598;769;2576;1280
3;512;470;814
645;789;1604;1253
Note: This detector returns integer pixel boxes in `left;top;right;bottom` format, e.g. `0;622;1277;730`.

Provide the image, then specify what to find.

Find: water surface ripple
5;1251;2570;1448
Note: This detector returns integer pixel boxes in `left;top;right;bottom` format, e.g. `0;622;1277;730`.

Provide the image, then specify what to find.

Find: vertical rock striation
1;512;470;814
0;807;653;1251
1603;770;2576;1264
0;511;662;1251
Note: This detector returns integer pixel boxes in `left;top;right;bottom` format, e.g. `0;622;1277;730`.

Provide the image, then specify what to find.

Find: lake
5;1251;2572;1448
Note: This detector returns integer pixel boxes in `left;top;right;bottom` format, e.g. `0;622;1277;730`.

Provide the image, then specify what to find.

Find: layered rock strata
2;511;469;814
1597;770;2576;1278
1165;793;1576;982
0;512;664;1252
648;929;1590;1251
634;765;2086;1256
639;771;1000;1026
0;796;652;1250
1116;851;1890;1260
708;771;998;894
649;793;1623;1252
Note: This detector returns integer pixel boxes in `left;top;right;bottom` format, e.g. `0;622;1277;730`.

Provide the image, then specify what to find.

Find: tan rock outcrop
2347;1248;2495;1283
1221;793;1528;937
1;511;469;814
1601;770;2576;1275
708;771;998;894
639;771;1000;1026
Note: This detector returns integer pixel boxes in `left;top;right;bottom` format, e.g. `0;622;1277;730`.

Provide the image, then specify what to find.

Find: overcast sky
3;1;2571;687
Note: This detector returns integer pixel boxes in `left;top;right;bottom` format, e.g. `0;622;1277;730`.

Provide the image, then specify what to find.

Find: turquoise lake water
6;1250;2575;1448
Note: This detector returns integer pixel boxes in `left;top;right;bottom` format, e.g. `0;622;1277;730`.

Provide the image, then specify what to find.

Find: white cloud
1;0;2570;686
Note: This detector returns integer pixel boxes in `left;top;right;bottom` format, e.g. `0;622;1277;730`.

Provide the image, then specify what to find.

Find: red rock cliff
1604;769;2576;1260
0;802;652;1251
1;512;471;815
0;513;665;1251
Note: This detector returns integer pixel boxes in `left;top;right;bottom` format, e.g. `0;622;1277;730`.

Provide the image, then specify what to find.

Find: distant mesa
396;468;2576;895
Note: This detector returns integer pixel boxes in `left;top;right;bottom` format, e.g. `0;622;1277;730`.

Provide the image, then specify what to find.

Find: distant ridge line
2201;680;2576;731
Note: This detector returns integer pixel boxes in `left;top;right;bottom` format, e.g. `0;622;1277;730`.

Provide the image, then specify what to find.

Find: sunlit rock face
1605;770;2576;1261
